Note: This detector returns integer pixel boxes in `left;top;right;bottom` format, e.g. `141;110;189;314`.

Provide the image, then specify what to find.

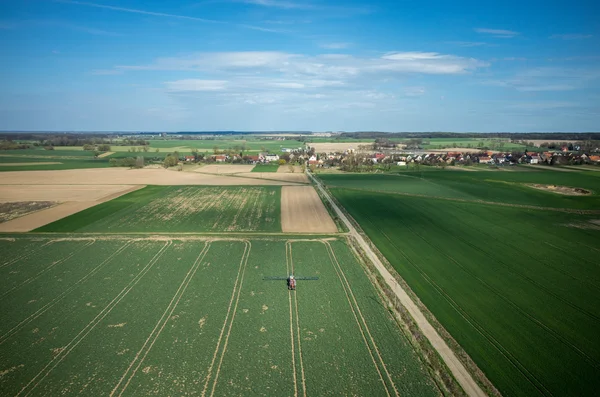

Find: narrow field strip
0;241;132;345
111;242;211;396
322;241;397;397
286;242;299;397
202;241;251;397
0;239;96;299
17;241;172;397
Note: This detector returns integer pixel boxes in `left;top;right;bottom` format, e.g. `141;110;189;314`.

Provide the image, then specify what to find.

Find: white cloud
376;52;487;74
320;42;352;49
550;34;593;40
474;28;519;38
480;67;600;92
165;79;228;91
447;41;487;47
404;87;426;97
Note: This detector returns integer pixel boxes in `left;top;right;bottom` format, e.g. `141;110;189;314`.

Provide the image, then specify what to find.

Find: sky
0;0;598;132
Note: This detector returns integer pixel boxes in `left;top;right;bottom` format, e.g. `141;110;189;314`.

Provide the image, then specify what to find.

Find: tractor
263;274;319;290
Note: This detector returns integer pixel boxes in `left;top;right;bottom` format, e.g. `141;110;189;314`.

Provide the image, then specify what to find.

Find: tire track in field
0;240;55;269
396;215;600;370
1;239;96;299
322;241;395;397
286;242;299;397
287;242;307;397
17;241;172;397
201;241;251;397
0;241;133;345
373;223;551;396
111;242;211;397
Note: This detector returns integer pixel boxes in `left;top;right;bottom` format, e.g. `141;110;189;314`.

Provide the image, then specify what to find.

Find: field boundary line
1;239;96;299
324;241;399;396
322;241;392;397
0;240;56;268
0;241;133;345
201;241;251;397
288;242;307;397
17;241;172;397
112;242;211;397
286;242;299;397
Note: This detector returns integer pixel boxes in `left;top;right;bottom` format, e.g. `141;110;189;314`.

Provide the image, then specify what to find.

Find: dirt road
308;171;487;397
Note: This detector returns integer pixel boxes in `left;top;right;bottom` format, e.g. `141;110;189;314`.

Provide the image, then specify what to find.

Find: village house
184;155;195;162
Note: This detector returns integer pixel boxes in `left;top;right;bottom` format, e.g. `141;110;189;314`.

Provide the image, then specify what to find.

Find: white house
264;154;280;162
397;161;407;166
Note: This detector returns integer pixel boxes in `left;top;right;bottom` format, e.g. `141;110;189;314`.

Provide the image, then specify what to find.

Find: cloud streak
474;28;519;38
550;33;593;40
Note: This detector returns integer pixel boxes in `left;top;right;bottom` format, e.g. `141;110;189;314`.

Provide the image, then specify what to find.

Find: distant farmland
326;180;600;397
0;237;440;396
36;186;282;233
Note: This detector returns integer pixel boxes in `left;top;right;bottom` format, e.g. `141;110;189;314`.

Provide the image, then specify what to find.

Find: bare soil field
0;185;139;202
0;201;57;223
0;168;301;186
195;164;256;174
281;186;337;233
277;165;303;173
0;185;144;232
309;142;375;153
97;151;114;158
236;172;309;183
0;162;62;166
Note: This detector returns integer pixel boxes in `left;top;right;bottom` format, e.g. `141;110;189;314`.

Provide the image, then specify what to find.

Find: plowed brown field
281;186;337;233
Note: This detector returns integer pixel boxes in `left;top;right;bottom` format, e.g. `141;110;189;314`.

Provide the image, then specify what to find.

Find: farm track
202;241;251;397
111;242;211;396
17;240;172;397
0;239;96;299
335;186;600;214
308;171;487;397
0;241;133;345
322;240;398;397
286;242;306;397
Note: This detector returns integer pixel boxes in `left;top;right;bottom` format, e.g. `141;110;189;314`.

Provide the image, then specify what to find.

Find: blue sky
1;0;598;132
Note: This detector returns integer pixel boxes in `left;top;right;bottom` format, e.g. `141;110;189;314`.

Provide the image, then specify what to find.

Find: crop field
319;169;600;209
0;236;440;396
0;154;110;172
326;181;600;397
36;186;282;233
251;164;280;172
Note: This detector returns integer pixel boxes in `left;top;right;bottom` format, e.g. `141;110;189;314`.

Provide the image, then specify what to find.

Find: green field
0;236;440;396
319;169;600;209
251;163;280;172
36;186;282;233
322;172;600;397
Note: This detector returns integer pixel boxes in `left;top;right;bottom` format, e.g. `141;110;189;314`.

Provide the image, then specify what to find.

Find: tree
155;148;160;153
97;144;111;151
213;146;220;154
143;145;149;152
278;159;286;165
134;156;144;169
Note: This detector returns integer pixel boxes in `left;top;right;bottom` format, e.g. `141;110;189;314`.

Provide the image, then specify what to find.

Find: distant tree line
340;132;600;141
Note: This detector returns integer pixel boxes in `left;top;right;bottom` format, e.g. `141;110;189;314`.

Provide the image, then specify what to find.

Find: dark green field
319;168;600;209
0;236;439;396
321;169;600;397
36;186;282;233
251;163;280;172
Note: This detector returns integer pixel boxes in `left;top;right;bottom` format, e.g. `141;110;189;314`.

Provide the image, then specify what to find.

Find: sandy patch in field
447;166;480;171
309;142;375;153
0;201;58;223
0;168;301;186
0;162;62;166
195;164;256;174
97;152;114;158
526;184;592;196
277;165;303;173
0;185;144;232
236;172;309;183
281;186;337;233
